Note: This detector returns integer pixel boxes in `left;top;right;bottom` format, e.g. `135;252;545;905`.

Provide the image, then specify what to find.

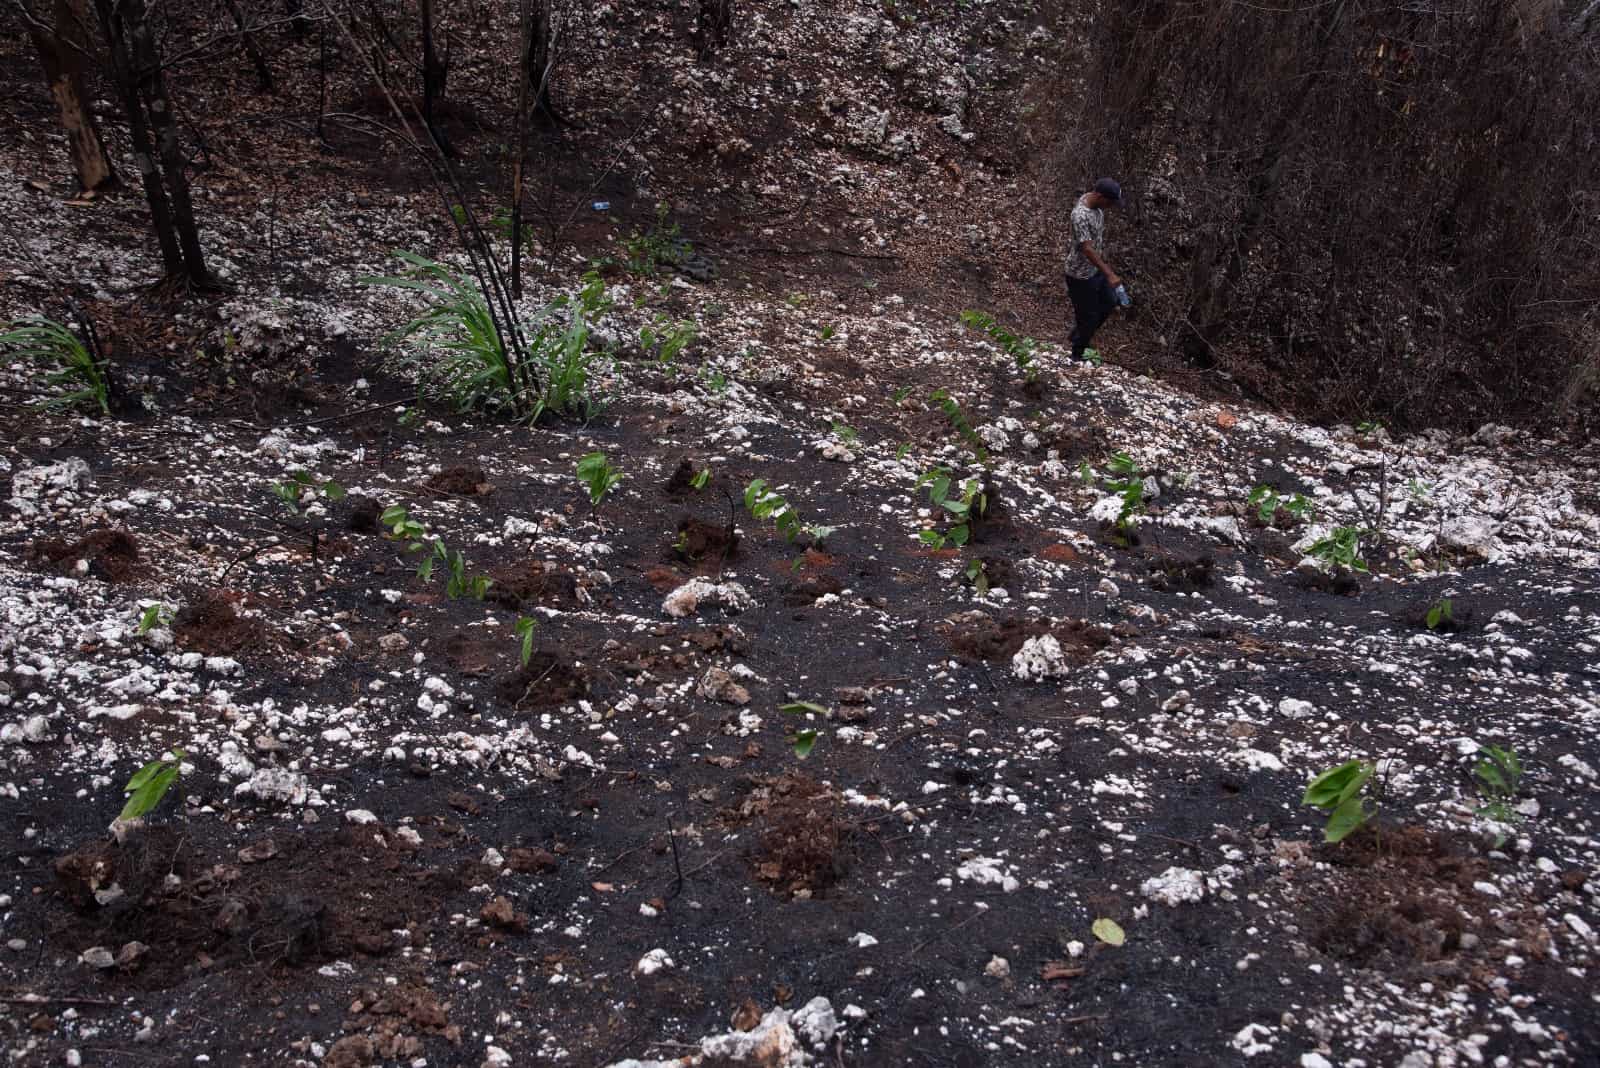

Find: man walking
1064;177;1125;362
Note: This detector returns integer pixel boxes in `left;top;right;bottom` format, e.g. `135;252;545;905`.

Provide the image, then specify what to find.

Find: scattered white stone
849;932;879;948
1141;867;1206;907
1232;1023;1275;1057
635;948;674;976
661;579;756;618
956;856;1019;893
792;997;838;1049
984;955;1011;980
344;809;379;826
1012;634;1068;681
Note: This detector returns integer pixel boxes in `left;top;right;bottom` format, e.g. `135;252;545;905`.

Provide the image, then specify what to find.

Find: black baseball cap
1093;177;1122;203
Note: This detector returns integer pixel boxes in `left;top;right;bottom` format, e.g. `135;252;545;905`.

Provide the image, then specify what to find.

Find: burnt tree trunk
221;0;274;92
93;0;218;288
697;0;732;59
28;0;119;194
527;0;558;123
420;0;452;154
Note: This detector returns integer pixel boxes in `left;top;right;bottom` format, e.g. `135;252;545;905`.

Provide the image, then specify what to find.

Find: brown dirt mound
173;590;269;655
30;528;141;581
1305;826;1492;973
1148;554;1215;592
346;494;384;532
485;559;580;611
425;466;492;496
495;650;590;709
50;826;457;991
675;515;739;562
748;774;848;898
943;614;1112;662
664;457;702;495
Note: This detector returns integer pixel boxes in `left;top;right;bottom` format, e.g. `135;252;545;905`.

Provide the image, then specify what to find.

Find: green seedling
830;420;858;444
819;325;836;341
622;202;688;277
965;558;990;596
1248;485;1314;524
960;309;1037;380
1425;598;1454;631
690;468;711;491
576;451;623;510
1302;759;1377;843
1473;745;1524;833
119;748;186;823
892;385;912;404
270;470;346;516
930;389;989;465
1101;452;1146;542
916;467;986;549
378;505;488;598
745;478;832;546
514;616;538;669
1306;526;1371;573
136;603;174;636
780;702;828;759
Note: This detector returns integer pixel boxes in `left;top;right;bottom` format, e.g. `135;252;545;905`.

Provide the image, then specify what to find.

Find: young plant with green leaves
1306;525;1371;573
136;602;174;636
270;470;347;516
744;479;835;548
779;701;827;759
916;467;985;549
1101;452;1147;544
514;616;538;669
1425;598;1454;631
119;748;186;823
930;388;990;465
622;203;688;277
639;314;696;369
1248;485;1314;524
361;252;530;415
1302;758;1377;843
960;309;1037;381
1472;744;1523;827
1;314;111;415
361;255;611;423
378;505;490;599
576;451;623;510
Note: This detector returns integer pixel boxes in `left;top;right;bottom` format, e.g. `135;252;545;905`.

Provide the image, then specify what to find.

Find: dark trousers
1066;271;1115;359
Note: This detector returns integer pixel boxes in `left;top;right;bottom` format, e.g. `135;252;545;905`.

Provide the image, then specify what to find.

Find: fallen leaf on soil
1041;962;1086;981
1039;544;1079;563
1217;409;1238;428
591;881;615;892
1092;918;1126;946
238;838;279;863
507;848;558;873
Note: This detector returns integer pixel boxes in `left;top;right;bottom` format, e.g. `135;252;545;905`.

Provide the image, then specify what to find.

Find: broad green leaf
1324;797;1368;843
1092;918;1125;946
1302;759;1367;809
780;702;829;717
792;729;818;760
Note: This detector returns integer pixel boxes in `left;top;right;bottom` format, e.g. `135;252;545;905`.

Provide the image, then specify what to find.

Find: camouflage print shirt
1063;195;1106;281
